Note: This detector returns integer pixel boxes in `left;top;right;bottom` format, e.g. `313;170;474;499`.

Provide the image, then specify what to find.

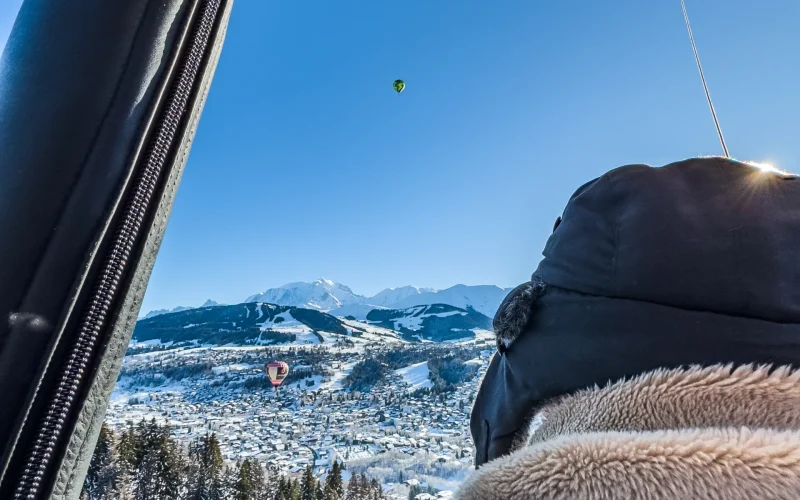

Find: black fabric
0;0;231;496
536;158;800;322
472;158;800;467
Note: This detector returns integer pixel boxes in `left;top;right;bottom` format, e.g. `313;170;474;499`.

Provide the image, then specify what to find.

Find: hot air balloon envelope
266;361;289;387
393;80;405;94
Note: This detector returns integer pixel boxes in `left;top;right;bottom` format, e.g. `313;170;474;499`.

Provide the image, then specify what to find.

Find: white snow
389;284;510;317
331;303;384;320
258;311;298;331
473;329;494;340
339;319;402;341
242;280;509;318
394;362;433;391
133;339;163;346
321;361;357;391
255;303;264;320
212;363;257;375
367;286;437;307
390;306;467;332
244;279;362;311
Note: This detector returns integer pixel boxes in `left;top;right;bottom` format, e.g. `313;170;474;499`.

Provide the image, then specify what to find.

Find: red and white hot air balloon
266;361;289;389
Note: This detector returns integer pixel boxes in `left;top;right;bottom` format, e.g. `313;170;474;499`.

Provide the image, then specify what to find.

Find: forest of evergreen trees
81;419;386;500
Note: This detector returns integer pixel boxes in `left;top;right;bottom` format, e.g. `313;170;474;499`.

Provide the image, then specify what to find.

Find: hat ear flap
493;279;547;349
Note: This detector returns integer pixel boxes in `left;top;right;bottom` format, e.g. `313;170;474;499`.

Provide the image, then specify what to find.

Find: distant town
105;325;495;498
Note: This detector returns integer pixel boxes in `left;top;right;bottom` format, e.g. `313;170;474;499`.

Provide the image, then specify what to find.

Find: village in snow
106;302;496;499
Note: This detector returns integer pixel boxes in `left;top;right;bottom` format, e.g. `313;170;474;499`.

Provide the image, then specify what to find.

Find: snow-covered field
394;362;434;391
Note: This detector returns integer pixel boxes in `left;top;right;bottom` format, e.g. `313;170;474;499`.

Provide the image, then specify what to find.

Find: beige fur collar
456;364;800;500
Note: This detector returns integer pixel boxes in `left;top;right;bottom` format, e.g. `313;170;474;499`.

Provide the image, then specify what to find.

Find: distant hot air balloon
266;361;289;390
393;80;405;94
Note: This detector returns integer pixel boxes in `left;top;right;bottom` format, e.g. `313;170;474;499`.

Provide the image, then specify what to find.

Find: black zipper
13;0;223;497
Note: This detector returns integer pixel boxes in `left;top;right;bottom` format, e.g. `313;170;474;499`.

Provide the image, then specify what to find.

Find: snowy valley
105;280;506;498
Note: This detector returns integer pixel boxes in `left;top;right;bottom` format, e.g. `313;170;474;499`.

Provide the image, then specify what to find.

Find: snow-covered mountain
389;284;510;318
141;299;223;319
132;300;491;348
367;286;437;307
132;302;356;347
243;280;510;318
366;304;492;342
141;305;193;319
244;279;363;311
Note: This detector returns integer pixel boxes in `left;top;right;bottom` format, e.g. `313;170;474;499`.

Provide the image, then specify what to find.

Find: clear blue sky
2;1;799;312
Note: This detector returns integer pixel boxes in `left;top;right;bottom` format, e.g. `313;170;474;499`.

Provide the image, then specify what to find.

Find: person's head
471;157;800;466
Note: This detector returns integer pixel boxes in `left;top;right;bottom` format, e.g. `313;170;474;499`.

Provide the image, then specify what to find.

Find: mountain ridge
241;279;510;317
131;300;494;348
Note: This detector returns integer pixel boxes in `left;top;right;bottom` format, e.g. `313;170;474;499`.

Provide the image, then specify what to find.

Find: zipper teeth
14;0;221;498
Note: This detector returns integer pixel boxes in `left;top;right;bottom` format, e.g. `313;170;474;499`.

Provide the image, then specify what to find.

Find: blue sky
2;1;799;312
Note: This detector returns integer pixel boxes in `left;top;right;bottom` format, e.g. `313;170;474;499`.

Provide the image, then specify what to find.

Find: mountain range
141;299;223;319
242;279;510;318
131;300;492;347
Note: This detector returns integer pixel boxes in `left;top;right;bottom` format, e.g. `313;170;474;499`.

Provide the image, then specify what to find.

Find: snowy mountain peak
244;279;362;311
367;286;436;307
388;284;510;317
141;306;193;320
242;280;511;318
141;299;222;319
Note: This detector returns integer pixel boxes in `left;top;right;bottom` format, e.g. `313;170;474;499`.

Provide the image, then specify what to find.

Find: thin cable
680;0;730;158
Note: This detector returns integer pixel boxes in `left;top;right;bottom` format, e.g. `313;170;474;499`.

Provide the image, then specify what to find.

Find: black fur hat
472;157;800;467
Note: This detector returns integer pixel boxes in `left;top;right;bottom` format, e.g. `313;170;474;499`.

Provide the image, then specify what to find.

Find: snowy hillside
366;304;492;342
132;302;355;348
394;361;433;391
132;300;492;349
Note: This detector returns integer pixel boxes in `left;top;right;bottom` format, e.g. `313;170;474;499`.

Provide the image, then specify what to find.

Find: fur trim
526;364;800;446
456;364;800;500
492;280;546;347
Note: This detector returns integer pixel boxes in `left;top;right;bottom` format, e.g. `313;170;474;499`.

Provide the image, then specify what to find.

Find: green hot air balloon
393;79;405;94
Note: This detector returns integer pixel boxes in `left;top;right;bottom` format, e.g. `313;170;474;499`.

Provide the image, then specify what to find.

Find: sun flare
744;161;796;178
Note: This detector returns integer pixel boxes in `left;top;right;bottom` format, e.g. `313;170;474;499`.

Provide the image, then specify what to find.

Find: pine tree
117;423;139;475
231;458;266;500
344;473;359;500
300;465;316;500
369;479;382;500
187;433;225;500
323;481;336;500
324;461;344;500
358;473;368;500
82;423;118;499
289;478;302;500
314;481;325;500
134;423;184;500
248;460;267;499
276;476;287;500
234;460;252;500
115;469;136;500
